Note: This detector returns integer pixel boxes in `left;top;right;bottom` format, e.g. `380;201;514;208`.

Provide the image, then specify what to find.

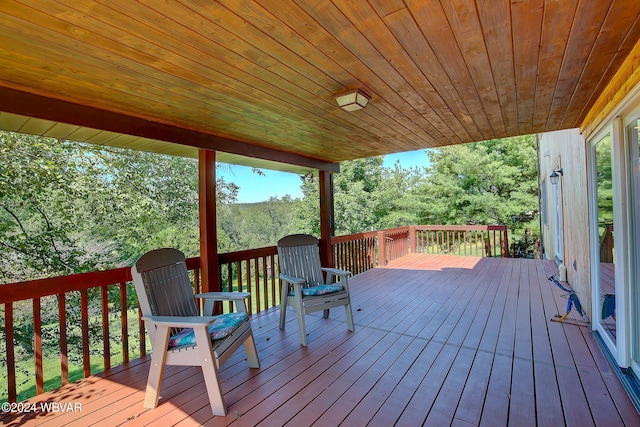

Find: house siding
539;128;592;318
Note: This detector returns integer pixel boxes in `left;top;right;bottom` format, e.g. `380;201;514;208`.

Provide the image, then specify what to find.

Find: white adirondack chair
131;248;260;416
277;234;355;346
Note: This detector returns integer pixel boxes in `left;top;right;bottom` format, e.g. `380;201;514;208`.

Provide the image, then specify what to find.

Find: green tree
0;131;241;283
0;132;114;280
294;157;428;236
375;161;425;228
416;135;539;244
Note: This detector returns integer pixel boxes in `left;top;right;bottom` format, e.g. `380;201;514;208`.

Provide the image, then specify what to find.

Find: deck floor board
4;255;639;427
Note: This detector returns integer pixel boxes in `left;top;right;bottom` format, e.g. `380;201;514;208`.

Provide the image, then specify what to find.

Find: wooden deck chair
277;234;355;346
131;248;260;416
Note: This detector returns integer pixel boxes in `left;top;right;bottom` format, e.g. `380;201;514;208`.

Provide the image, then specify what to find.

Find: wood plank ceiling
0;0;639;172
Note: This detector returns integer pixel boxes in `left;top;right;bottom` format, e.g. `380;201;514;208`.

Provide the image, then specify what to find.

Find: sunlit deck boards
3;255;639;426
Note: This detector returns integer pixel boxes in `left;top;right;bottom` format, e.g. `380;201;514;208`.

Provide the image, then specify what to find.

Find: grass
1;308;149;404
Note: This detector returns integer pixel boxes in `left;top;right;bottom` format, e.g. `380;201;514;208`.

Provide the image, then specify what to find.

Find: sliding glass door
591;131;617;348
628;116;640;377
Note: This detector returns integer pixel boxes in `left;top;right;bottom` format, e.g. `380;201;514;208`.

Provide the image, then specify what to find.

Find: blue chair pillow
168;312;248;349
290;284;343;297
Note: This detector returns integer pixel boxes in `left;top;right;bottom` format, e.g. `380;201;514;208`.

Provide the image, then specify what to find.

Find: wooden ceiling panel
440;0;507;138
407;0;494;140
0;0;639;171
547;0;613;130
532;0;578;130
333;0;465;145
476;0;518;136
560;6;640;129
382;8;476;141
512;0;544;135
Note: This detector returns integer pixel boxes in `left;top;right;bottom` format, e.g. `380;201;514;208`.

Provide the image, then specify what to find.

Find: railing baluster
5;302;16;403
253;257;261;313
101;286;111;370
194;269;201;295
245;260;252;315
58;294;68;385
80;289;90;377
260;256;267;311
270;254;277;307
119;282;129;363
138;306;146;357
34;298;43;395
226;263;233;312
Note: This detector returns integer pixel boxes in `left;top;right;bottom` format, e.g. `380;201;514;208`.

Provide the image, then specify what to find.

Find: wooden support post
199;150;221;295
319;171;335;268
377;231;387;266
409;226;416;254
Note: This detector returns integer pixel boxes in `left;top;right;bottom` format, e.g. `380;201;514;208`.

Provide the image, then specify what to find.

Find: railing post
502;227;510;258
319;170;335;268
409;225;416;254
377;230;386;266
198;150;221;297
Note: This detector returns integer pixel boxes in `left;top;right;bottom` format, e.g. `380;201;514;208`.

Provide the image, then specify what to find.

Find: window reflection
595;134;616;339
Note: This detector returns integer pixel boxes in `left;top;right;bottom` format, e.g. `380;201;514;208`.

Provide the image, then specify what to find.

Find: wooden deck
3;255;639;426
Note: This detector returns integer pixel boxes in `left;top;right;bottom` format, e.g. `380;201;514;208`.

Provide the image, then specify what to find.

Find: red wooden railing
0;258;201;404
377;227;412;266
218;246;278;315
1;224;508;403
411;225;509;258
331;231;378;274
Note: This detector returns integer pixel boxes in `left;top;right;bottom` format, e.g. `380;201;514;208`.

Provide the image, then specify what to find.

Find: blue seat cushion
167;312;248;349
290;284;343;297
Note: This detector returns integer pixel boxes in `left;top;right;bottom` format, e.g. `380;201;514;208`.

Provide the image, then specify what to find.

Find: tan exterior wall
539;129;592;319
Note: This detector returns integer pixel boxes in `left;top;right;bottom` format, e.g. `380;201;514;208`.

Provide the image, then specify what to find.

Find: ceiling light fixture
335;89;371;111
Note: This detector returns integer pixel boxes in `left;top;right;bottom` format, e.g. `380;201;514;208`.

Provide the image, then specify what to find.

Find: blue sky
218;149;431;203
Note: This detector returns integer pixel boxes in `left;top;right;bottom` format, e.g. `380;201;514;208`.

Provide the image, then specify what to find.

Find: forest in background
1;130;540;284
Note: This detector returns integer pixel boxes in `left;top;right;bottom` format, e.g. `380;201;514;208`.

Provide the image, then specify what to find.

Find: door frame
588;115;633;367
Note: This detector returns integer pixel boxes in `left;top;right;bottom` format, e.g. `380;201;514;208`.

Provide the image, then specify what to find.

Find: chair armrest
142;315;216;329
195;291;251;301
279;274;305;285
195;292;252;315
321;267;351;277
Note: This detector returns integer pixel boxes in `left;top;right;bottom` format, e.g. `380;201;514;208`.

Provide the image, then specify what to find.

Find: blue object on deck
602;294;616;320
548;275;585;318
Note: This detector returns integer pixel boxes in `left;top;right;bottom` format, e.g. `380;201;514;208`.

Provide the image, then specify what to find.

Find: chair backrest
277;234;325;286
132;248;199;340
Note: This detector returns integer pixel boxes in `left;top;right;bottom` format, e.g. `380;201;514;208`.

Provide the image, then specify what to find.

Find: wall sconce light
550;168;563;185
335;89;371;111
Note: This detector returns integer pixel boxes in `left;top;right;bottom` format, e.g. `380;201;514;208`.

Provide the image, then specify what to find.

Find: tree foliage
416;135;539;235
409;135;539;253
0;131;239;283
1;131;541;281
294;157;426;235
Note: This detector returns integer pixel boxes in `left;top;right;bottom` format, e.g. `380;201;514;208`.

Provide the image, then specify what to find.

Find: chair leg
244;333;261;369
296;308;308;346
279;285;289;330
194;327;227;416
345;302;355;332
144;326;171;409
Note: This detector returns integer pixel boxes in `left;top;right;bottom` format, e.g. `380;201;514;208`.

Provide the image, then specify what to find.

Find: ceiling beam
0;86;340;173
